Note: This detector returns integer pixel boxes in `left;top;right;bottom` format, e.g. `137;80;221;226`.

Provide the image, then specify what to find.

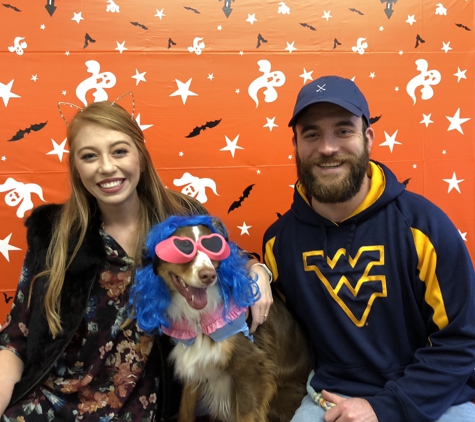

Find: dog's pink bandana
161;303;252;346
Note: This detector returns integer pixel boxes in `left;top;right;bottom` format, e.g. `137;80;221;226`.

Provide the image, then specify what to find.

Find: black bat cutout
415;34;425;48
130;21;148;30
402;178;411;186
168;38;176;49
8;121;48;141
184;6;200;14
3;292;13;304
300;22;316;31
276;212;282;218
2;3;20;11
185;119;222;138
228;184;255;213
84;33;96;49
349;8;363;15
256;34;267;48
333;38;342;49
369;115;382;125
455;23;471;31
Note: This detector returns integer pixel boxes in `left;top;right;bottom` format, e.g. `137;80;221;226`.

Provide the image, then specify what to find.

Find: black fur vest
11;203;106;403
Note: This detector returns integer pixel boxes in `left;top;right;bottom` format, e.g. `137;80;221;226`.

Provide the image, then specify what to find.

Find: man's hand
322;390;379;422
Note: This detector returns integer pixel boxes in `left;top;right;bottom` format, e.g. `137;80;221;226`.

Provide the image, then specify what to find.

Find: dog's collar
161;303;253;346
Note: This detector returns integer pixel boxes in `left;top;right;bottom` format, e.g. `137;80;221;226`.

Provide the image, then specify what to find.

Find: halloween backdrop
0;0;473;321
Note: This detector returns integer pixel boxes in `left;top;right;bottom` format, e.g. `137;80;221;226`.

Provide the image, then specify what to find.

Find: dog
131;215;311;422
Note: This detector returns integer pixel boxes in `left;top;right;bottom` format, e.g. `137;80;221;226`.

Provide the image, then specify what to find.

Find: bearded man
263;76;475;422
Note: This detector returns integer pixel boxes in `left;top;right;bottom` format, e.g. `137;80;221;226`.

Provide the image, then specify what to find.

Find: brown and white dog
132;215;311;422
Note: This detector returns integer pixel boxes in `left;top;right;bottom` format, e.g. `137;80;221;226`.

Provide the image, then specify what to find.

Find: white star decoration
132;69;147;85
454;68;467;82
47;138;69;162
380;130;402;152
237;222;252;235
406;15;416;25
31;75;38;82
299;68;313;84
155;9;165;19
115;41;128;54
72;12;84;24
458;230;467;241
169;78;197;104
446;109;470;134
322;11;332;21
264;117;278;131
207;73;214;80
246;14;257;25
443;172;464;193
441;41;452;53
420;114;434;127
135;114;153;131
285;41;297;53
220;135;243;158
0;233;21;262
0;80;20;106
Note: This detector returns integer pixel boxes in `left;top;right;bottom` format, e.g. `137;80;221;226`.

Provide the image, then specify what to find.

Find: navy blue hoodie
264;161;475;421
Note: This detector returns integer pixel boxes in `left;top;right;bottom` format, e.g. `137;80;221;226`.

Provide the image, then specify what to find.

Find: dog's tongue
186;285;208;310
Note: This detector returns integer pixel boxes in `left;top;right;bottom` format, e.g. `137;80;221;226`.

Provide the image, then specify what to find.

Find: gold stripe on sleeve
411;227;449;330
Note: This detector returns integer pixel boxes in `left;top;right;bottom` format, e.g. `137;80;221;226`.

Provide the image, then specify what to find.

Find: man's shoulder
264;209;294;239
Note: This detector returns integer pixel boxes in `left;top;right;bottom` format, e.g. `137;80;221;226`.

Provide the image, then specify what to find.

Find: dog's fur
132;216;311;422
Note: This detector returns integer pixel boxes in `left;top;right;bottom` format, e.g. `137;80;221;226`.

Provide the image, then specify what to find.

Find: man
263;76;475;422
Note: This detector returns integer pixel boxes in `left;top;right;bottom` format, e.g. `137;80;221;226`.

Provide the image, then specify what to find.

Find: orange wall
1;0;474;320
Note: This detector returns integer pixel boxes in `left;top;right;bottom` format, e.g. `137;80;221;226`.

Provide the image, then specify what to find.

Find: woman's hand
248;263;273;334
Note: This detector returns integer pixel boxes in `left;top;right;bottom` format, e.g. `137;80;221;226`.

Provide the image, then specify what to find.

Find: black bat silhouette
3;292;13;304
228;184;255;213
415;34;425;48
369;115;382;125
8;121;48;141
84;33;96;49
349;8;364;15
185;119;222;138
256;34;268;48
300;22;316;31
2;3;20;11
276;212;282;218
167;38;176;49
184;6;200;14
455;23;471;31
130;21;148;30
402;178;411;186
333;38;342;49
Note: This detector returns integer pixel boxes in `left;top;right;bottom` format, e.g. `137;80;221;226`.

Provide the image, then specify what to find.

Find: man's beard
296;139;370;204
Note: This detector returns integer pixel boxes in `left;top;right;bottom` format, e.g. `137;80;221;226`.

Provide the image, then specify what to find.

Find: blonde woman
0;101;272;421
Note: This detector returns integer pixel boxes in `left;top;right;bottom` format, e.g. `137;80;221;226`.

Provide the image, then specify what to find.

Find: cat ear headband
57;92;136;126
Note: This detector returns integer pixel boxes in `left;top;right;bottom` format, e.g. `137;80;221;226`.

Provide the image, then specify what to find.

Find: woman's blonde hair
36;101;201;337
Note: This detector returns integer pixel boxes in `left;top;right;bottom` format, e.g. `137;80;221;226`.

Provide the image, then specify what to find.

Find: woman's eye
80;153;96;160
114;148;128;156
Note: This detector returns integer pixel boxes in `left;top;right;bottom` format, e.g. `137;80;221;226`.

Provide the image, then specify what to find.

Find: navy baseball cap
288;76;370;127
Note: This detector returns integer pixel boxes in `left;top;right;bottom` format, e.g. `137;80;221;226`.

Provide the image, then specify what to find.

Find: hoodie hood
291;160;406;263
291;160;406;227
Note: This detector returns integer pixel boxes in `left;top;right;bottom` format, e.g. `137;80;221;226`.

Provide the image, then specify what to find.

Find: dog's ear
211;216;228;239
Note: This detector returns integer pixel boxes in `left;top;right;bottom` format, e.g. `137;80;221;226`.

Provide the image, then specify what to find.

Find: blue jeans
290;393;475;422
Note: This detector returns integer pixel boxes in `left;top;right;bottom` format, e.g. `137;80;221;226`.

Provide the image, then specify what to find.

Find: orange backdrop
0;0;474;321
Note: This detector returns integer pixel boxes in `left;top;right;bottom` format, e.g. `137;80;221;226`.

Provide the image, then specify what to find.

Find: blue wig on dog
130;215;260;335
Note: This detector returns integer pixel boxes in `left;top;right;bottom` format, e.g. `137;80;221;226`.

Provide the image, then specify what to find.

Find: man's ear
365;126;375;153
292;133;297;148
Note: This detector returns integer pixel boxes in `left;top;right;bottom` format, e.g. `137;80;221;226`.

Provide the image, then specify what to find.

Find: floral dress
0;229;161;422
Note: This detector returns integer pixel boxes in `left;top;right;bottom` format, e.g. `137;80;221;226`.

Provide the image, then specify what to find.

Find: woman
0;100;272;421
